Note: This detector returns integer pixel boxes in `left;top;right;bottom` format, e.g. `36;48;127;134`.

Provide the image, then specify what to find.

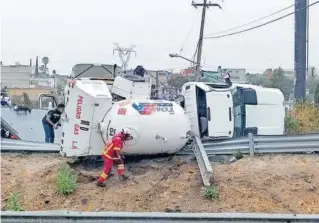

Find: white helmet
122;127;131;135
121;127;133;140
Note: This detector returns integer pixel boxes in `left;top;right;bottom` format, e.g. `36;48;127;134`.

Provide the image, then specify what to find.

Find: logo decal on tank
117;108;127;115
132;102;174;115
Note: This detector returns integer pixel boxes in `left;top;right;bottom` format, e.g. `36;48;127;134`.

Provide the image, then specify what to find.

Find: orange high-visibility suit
97;132;125;183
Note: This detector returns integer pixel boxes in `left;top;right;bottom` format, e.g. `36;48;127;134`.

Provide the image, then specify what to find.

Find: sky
1;0;319;75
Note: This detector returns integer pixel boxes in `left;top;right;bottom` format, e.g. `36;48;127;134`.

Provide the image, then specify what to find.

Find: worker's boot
96;181;106;187
119;175;129;181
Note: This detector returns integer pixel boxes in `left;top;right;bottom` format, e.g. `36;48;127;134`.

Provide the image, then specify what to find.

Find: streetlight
168;53;198;66
169;53;202;81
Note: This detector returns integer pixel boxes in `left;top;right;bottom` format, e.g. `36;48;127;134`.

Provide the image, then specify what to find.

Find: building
1;64;32;88
222;68;247;83
201;68;247;84
6;87;54;107
181;67;195;77
29;76;57;88
263;68;296;80
283;69;295;79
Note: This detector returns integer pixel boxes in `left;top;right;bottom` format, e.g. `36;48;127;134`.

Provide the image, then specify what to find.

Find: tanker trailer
99;100;191;155
60;78;191;157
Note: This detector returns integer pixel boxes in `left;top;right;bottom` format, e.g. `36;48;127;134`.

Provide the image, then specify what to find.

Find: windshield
232;87;245;137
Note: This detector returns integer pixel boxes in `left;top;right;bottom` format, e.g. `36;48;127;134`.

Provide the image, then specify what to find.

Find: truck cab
181;82;233;139
68;63;155;101
181;82;285;139
232;83;285;136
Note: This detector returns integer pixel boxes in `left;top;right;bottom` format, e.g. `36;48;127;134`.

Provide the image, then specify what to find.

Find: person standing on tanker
97;128;132;187
42;103;65;143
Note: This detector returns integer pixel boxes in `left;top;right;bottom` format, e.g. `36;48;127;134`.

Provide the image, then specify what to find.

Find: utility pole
306;0;309;81
113;43;136;73
192;1;221;81
294;0;308;101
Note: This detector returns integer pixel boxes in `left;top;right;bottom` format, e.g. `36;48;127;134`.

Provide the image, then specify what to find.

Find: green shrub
286;102;319;133
56;163;77;195
233;151;243;160
203;186;219;200
6;192;24;211
285;114;300;133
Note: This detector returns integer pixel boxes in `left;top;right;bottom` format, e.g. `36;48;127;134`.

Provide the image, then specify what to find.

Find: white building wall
223;68;247;83
1;65;31;88
30;77;56;88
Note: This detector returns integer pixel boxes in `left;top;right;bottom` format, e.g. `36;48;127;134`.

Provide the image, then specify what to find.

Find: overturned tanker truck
61;78;191;157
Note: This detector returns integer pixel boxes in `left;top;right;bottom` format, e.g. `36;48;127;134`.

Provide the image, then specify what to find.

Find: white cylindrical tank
100;100;191;155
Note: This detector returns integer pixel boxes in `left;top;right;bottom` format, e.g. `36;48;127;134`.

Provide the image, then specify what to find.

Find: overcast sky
1;0;319;75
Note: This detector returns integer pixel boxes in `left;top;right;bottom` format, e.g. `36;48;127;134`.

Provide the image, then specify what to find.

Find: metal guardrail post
248;133;255;157
193;136;213;186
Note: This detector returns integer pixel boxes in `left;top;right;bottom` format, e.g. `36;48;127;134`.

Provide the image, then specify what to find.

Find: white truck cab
68;63;154;102
181;82;285;139
181;82;233;139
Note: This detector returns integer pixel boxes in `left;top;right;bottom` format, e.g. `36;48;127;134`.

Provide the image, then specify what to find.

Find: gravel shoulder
1;153;318;213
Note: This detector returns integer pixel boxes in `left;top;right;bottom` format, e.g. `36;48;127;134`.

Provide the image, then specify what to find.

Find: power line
179;10;201;54
204;0;319;39
205;1;304;36
207;7;287;64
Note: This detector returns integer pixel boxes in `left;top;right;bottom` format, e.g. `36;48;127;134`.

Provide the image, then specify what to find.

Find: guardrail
2;133;319;156
192;136;213;186
203;133;319;156
1;211;319;223
1;139;60;152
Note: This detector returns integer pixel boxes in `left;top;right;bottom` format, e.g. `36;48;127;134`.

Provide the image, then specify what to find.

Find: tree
167;75;192;88
42;57;49;75
315;84;319;105
267;67;294;100
246;74;270;86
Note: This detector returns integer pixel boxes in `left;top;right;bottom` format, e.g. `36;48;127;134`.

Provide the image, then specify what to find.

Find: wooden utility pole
192;1;221;81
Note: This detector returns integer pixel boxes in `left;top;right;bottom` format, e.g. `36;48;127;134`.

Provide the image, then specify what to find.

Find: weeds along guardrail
203;133;319;156
1;211;319;223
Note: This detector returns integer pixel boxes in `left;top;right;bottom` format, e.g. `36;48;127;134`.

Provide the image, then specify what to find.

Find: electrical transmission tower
113;43;136;72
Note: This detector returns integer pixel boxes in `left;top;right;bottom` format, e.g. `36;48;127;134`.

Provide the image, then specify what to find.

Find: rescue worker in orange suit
97;128;131;187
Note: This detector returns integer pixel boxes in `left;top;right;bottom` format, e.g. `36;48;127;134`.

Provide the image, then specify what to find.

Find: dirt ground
1;153;319;213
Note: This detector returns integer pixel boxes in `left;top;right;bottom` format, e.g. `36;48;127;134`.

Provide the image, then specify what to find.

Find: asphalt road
1;107;62;143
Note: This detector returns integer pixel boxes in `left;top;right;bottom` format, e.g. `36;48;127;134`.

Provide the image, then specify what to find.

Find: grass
56;163;78;195
233;151;243;160
286;102;319;134
203;186;219;200
6;192;24;211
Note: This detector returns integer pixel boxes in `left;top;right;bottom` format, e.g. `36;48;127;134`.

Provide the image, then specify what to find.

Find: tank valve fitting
155;134;167;142
97;122;107;133
181;131;192;139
